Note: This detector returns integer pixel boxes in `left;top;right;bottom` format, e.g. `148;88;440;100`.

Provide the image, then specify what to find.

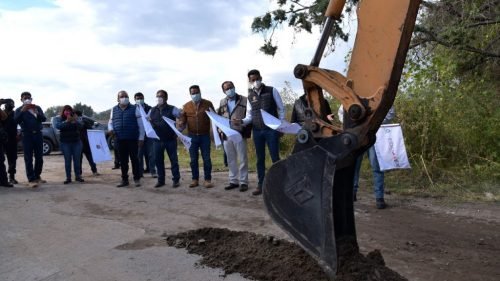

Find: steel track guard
263;0;421;280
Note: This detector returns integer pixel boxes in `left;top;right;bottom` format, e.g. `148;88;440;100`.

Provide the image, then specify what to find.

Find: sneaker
204;180;214;188
224;183;239;190
252;186;262;196
134;180;141;187
75;177;85;183
154;182;165;188
189;180;199;188
116;181;129;188
35;178;47;184
28;181;38;188
63;179;71;184
92;172;100;176
172;181;180;188
376;198;386;209
239;184;248;192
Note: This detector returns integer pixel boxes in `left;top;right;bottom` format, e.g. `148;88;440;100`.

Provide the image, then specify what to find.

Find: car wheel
43;139;53;155
107;136;115;150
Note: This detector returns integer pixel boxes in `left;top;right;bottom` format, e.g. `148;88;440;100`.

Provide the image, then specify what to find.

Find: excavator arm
263;0;421;279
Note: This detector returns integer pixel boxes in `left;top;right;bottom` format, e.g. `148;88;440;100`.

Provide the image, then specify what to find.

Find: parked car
17;116;109;155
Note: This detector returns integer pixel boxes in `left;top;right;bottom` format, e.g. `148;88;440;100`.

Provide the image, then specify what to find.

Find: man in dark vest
14;92;47;188
148;89;181;188
0;101;13;187
217;81;250;192
242;69;285;195
2;99;19;185
108;90;145;187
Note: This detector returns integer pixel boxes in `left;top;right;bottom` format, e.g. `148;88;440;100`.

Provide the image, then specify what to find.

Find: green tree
73;102;94;117
93;109;111;121
44;105;63;119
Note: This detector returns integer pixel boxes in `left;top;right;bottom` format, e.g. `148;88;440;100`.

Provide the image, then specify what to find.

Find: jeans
188;134;211;181
138;137;156;176
153;139;180;184
22;132;44;182
117;139;140;182
253;128;280;187
60;141;83;180
353;145;385;199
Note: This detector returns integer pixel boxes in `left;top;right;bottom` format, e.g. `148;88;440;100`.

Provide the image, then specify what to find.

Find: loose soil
166;227;408;281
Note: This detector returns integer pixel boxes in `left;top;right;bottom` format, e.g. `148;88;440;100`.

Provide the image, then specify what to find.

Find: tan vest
179;99;214;135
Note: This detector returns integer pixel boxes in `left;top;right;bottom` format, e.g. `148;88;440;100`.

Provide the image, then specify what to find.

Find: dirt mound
165;228;407;281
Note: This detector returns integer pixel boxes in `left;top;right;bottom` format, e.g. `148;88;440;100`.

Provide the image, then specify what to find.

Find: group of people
1;68;392;208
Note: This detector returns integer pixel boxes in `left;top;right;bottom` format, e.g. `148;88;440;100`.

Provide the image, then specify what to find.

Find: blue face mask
191;93;201;103
225;88;236;98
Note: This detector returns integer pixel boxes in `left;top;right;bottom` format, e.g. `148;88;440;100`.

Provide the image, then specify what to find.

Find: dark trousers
80;141;97;174
153;139;180;184
138;137;155;176
0;145;8;184
253;128;280;187
113;138;120;168
117;139;140;182
22;132;44;182
188;134;212;181
3;139;17;178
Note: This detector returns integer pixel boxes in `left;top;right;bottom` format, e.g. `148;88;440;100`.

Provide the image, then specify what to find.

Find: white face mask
23;99;32;105
252;80;262;89
119;97;129;105
135;99;144;105
157;97;164;105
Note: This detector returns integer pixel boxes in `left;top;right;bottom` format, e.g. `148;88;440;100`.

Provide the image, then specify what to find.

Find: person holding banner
134;92;156;178
149;89;181;188
74;110;99;176
217;81;250;192
108;90;145;188
242;69;285;196
178;85;215;188
339;106;395;209
53;105;84;184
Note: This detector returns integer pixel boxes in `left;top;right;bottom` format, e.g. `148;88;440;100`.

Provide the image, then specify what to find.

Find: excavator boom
263;0;421;279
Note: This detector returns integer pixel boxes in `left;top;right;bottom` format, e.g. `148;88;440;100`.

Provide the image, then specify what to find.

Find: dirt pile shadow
165;228;407;281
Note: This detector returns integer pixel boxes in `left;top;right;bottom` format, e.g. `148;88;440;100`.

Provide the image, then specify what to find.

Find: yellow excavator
263;0;421;279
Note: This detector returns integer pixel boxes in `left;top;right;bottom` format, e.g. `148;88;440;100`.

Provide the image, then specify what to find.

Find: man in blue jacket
108;91;145;187
14;92;46;188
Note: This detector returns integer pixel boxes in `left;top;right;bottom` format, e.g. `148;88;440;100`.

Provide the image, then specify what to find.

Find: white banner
87;130;112;163
374;124;411;171
206;111;242;146
138;104;160;139
162;116;191;150
260;109;301;134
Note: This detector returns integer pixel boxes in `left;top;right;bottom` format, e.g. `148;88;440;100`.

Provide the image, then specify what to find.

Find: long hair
60;105;73;120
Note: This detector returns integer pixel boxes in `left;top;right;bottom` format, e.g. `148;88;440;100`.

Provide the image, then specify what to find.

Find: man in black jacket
1;99;19;185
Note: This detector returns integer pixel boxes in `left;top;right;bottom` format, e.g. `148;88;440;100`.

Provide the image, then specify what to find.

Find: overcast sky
0;0;355;113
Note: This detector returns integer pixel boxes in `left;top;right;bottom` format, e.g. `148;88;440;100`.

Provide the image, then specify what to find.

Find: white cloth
137;104;160;140
161;116;191;150
260;109;301;134
374;124;411;171
224;138;248;185
206;111;242;147
87;130;112;163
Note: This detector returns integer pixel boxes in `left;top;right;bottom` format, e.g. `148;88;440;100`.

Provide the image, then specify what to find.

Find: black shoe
252;187;262;196
224;183;239;190
154;182;165;188
239;184;248;192
376;198;386;209
353;193;357;202
112;166;120;170
75;177;85;183
9;177;18;184
1;182;14;188
116;181;129;188
134;180;141;187
172;181;180;188
64;179;71;184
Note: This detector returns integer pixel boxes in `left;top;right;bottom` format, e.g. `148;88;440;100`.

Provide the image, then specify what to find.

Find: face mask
252;80;262;89
23;99;32;105
191;93;201;103
119;97;129;105
135;99;144;105
157;97;164;105
225;88;236;98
